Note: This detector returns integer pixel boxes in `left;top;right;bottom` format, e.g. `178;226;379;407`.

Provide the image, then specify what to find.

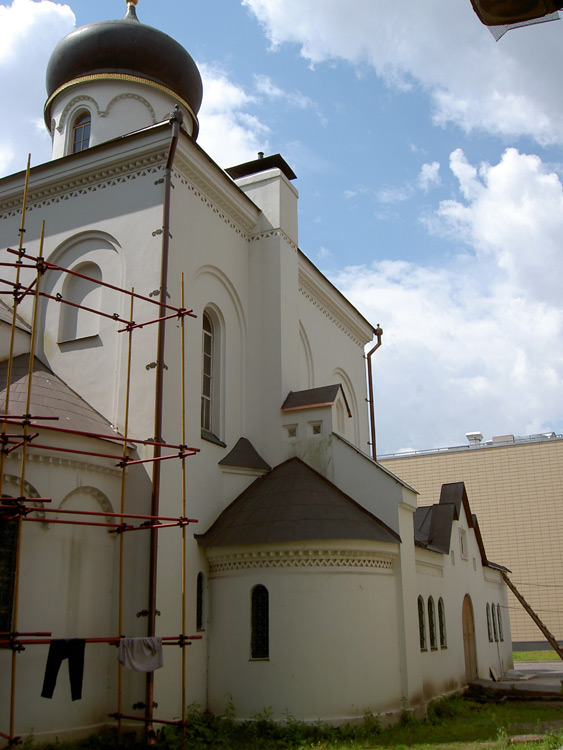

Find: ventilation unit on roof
492;434;515;444
466;431;483;445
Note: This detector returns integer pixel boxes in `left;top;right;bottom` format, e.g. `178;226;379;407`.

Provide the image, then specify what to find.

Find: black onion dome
45;4;202;125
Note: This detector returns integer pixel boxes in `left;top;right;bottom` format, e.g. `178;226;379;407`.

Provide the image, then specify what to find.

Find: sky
1;0;563;455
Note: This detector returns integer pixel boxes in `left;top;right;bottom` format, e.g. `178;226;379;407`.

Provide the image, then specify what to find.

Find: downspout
365;325;383;461
145;105;183;743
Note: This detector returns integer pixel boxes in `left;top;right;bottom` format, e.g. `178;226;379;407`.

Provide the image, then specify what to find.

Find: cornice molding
56;93;158;133
0;150;167;219
206;547;395;575
250;228;298;253
7;450;122;478
298;265;370;346
173;150;259;235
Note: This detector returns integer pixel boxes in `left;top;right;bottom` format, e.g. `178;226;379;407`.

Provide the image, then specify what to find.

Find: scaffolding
0;157;200;746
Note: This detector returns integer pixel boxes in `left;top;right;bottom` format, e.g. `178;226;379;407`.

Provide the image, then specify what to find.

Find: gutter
145;105;183;744
366;325;383;461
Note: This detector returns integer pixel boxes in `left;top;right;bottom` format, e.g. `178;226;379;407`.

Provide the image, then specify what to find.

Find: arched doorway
462;594;478;681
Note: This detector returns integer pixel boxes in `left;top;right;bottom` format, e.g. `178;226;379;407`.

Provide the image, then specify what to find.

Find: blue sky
1;0;563;455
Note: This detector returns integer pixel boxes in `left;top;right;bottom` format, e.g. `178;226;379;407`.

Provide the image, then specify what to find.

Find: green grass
513;650;562;661
20;696;563;750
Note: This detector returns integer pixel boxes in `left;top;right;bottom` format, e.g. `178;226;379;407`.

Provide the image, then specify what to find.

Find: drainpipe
145;105;183;743
365;325;383;461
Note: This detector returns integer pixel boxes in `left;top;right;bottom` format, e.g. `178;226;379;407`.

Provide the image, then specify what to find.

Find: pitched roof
196;456;401;547
439;481;474;528
225;153;297;182
281;384;350;415
0;299;31;333
0;354;119;441
413;503;456;554
415;481;505;570
218;437;271;472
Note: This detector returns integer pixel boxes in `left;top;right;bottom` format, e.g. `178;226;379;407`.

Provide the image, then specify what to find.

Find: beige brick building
380;433;563;648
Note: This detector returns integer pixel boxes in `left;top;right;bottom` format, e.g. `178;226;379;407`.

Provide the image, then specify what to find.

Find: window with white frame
200;308;223;442
201;311;213;433
72;112;91;153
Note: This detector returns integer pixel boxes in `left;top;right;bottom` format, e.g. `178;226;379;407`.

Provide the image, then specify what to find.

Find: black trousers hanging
41;639;85;701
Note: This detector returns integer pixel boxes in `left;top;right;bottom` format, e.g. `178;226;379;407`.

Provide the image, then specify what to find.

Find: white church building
0;1;512;744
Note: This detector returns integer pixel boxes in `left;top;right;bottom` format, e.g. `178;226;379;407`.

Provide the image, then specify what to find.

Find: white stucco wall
0;109;513;742
48;79;197;160
205;541;402;723
412;507;513;704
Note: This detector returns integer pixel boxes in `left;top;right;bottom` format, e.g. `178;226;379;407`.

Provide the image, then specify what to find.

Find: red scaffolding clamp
0;730;22;746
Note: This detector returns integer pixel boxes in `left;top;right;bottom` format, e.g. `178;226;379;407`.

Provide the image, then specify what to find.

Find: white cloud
243;0;563;146
417;161;441;192
254;74;313;109
377;185;412;204
0;3;273;176
431;148;563;305
175;64;271;168
0;0;76;176
331;148;563;453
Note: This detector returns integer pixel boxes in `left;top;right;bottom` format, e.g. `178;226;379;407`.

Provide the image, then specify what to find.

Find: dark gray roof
281;384;350;414
226;153;297;182
0;354;119;441
0;300;31;333
415;481;501;569
439;481;474;527
45;4;203;132
413;503;456;554
196;457;401;547
218;437;271;472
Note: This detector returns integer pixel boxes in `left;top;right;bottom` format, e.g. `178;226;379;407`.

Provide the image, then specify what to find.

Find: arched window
0;500;18;633
58;262;102;343
196;572;205;631
491;603;498;642
428;597;437;650
497;604;504;642
72;112;91;153
201;308;223;441
486;603;493;642
417;595;426;651
201;311;214;433
438;597;447;649
251;585;269;659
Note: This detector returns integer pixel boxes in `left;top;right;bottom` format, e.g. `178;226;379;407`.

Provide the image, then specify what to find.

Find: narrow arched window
438;597;447;649
492;603;498;642
486;603;493;642
196;572;205;631
251;585;269;659
72;113;91;153
428;597;437;650
201;311;214;434
497;604;504;642
0;500;19;633
58;262;102;343
417;595;426;651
